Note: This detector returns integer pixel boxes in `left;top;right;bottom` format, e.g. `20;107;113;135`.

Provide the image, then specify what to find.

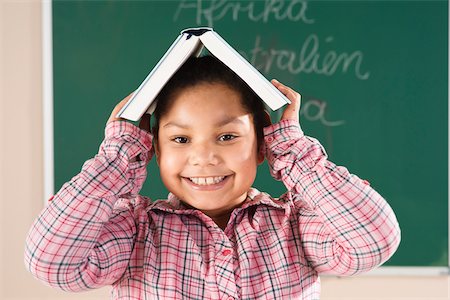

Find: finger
271;79;301;122
271;79;301;105
107;92;134;124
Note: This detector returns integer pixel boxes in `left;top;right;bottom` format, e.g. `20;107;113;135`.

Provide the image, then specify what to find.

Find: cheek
229;141;259;166
158;148;183;177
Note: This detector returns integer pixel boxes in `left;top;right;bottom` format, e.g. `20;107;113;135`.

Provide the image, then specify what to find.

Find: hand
271;79;301;123
107;92;133;124
107;92;151;133
107;93;153;163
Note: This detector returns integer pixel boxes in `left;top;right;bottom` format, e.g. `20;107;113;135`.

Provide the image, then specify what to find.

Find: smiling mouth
186;176;227;186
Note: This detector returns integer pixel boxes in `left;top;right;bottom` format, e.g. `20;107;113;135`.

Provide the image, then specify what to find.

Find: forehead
161;83;250;122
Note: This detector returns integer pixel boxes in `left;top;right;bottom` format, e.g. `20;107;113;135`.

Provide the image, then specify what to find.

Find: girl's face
156;82;264;219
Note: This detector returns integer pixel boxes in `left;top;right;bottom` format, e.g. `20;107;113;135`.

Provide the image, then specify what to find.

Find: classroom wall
0;1;448;299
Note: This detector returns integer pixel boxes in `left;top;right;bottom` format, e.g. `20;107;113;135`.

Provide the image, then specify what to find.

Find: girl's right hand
107;92;151;133
107;93;153;162
107;93;133;124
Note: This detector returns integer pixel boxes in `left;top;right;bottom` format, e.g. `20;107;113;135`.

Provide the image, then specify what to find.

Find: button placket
214;241;237;299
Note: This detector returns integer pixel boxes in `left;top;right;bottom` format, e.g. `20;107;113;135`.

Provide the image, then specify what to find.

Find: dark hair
152;55;267;149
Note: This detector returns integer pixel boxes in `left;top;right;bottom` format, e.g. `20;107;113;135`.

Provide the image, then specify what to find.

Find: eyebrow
162;116;247;129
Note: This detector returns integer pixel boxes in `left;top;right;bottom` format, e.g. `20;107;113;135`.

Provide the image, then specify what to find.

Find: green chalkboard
52;0;448;268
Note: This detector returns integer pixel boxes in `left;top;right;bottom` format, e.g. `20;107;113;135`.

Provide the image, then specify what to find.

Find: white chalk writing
301;99;345;126
272;98;345;127
173;0;314;27
245;35;370;80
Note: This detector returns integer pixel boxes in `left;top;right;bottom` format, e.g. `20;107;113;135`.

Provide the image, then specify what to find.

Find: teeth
189;176;226;185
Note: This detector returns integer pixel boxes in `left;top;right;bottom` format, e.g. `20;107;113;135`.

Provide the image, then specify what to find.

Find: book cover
117;27;290;121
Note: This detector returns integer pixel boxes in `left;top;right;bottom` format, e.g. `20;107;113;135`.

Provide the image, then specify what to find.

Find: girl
25;55;400;299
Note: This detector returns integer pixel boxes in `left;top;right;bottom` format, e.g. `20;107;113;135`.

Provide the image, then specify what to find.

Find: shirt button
266;136;274;143
222;249;232;256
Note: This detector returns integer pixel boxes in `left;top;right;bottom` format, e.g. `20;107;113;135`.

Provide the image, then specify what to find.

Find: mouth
181;175;231;190
186;176;227;186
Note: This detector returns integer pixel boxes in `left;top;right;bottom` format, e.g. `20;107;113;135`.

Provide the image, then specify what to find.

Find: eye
172;136;189;144
218;134;237;142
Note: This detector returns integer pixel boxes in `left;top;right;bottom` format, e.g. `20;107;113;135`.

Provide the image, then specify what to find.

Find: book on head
116;27;291;121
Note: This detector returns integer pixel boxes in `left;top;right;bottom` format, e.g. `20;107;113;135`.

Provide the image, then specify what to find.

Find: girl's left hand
271;79;301;123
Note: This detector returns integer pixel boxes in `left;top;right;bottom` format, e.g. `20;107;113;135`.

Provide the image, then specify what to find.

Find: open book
116;27;290;121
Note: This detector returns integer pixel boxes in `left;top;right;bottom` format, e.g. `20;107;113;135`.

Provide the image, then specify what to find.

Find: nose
188;141;219;166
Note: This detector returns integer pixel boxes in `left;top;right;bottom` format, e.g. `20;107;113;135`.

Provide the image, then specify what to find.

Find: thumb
271;79;301;122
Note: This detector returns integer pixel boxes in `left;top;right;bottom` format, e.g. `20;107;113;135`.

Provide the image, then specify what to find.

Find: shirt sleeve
24;121;153;291
264;119;401;276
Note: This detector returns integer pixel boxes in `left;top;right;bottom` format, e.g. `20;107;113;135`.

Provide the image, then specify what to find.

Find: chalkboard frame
41;1;450;276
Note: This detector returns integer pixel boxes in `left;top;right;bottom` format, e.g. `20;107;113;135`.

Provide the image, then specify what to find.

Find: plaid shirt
25;120;400;299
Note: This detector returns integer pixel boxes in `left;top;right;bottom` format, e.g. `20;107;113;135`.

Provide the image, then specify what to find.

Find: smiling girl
25;55;400;299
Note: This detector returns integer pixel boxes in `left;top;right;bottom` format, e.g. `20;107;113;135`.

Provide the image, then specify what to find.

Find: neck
179;194;249;231
211;213;232;230
178;201;233;230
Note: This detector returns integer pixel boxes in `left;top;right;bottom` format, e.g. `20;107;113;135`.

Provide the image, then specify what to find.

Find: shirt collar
150;187;290;215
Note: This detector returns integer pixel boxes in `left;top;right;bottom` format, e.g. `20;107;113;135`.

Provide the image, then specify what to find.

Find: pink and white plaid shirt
25;120;400;299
